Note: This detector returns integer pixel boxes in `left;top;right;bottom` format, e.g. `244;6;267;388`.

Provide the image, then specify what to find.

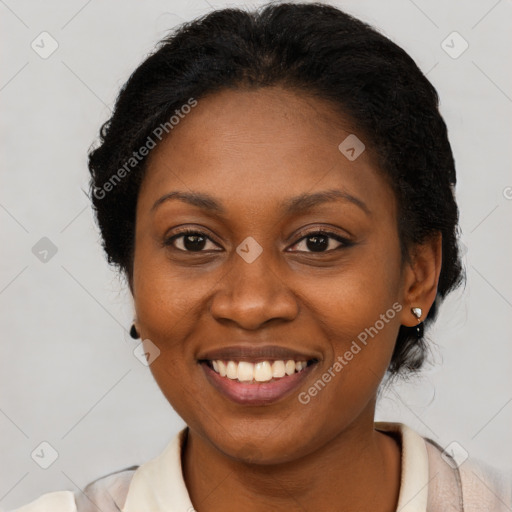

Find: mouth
197;346;320;405
204;358;315;382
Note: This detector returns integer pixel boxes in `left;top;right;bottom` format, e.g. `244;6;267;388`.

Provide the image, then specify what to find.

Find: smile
199;357;319;406
208;359;312;383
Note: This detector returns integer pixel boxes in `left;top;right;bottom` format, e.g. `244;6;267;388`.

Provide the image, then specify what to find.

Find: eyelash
163;228;352;254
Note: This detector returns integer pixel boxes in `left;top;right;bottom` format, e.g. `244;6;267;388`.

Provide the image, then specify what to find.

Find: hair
87;2;464;378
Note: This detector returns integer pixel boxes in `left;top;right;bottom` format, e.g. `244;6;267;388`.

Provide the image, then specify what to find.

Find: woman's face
132;86;414;463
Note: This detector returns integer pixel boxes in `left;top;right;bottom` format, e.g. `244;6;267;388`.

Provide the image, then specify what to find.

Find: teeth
254;361;272;382
226;361;237;379
209;359;309;383
237;361;254;382
285;360;296;375
272;360;286;378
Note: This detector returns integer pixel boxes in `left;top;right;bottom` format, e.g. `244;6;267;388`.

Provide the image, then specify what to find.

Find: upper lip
198;344;320;362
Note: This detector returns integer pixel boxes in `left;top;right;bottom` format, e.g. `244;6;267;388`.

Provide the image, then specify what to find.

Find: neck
182;406;401;512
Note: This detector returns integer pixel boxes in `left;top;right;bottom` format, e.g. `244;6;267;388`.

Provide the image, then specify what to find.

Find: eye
164;228;352;254
164;229;221;252
288;230;351;253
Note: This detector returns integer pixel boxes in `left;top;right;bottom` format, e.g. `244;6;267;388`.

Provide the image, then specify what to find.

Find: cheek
132;238;209;344
308;245;402;336
303;246;403;387
131;251;209;420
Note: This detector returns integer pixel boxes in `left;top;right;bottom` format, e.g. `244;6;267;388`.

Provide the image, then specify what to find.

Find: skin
130;86;442;512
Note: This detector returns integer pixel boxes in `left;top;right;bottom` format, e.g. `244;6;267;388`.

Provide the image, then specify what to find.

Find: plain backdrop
1;0;511;509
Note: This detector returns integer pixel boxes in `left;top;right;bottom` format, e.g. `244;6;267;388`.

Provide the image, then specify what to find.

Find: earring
129;324;140;339
411;307;423;339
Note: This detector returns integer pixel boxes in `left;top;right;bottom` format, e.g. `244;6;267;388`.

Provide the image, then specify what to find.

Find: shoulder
10;491;76;512
9;466;138;512
424;436;512;511
10;430;188;512
458;455;512;511
75;465;139;511
376;421;512;511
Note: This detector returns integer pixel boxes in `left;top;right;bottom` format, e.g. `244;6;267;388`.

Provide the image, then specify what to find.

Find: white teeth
285;360;296;375
210;359;309;382
272;360;286;378
226;361;238;379
254;361;272;382
237;361;254;382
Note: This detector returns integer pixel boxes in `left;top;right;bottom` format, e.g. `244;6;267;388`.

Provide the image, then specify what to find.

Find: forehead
138;86;393;216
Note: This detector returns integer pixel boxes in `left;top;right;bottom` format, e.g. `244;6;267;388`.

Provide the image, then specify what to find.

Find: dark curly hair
87;2;464;378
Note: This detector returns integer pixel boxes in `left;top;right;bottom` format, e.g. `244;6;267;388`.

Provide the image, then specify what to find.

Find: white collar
122;422;429;512
375;422;429;512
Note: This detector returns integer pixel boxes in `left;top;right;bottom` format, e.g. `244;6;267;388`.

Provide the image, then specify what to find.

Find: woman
14;2;511;511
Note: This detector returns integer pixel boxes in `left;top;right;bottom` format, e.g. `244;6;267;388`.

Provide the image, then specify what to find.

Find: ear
399;233;442;327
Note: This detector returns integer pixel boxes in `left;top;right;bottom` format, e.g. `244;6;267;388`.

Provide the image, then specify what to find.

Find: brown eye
289;231;352;253
164;230;221;252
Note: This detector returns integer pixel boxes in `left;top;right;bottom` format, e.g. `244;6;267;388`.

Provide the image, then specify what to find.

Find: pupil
307;235;328;252
184;234;206;251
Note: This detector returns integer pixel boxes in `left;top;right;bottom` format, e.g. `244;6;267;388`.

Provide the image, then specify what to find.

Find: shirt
11;422;512;511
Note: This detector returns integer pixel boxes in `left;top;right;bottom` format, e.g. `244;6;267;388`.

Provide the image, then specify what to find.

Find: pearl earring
411;307;423;338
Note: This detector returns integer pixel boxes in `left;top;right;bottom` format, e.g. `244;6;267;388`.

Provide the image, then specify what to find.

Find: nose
209;249;299;330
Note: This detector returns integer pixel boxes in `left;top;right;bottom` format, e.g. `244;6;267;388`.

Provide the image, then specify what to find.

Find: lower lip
201;362;317;405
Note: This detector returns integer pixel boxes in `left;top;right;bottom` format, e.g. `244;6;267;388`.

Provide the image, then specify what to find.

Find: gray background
1;0;511;509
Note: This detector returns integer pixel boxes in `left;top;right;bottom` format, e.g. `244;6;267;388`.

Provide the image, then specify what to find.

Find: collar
122;422;429;512
375;421;429;512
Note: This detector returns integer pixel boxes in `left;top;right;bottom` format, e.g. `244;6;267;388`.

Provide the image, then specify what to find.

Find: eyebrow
151;189;370;216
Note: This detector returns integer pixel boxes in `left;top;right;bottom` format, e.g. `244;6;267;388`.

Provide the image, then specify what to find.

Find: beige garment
11;422;512;511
